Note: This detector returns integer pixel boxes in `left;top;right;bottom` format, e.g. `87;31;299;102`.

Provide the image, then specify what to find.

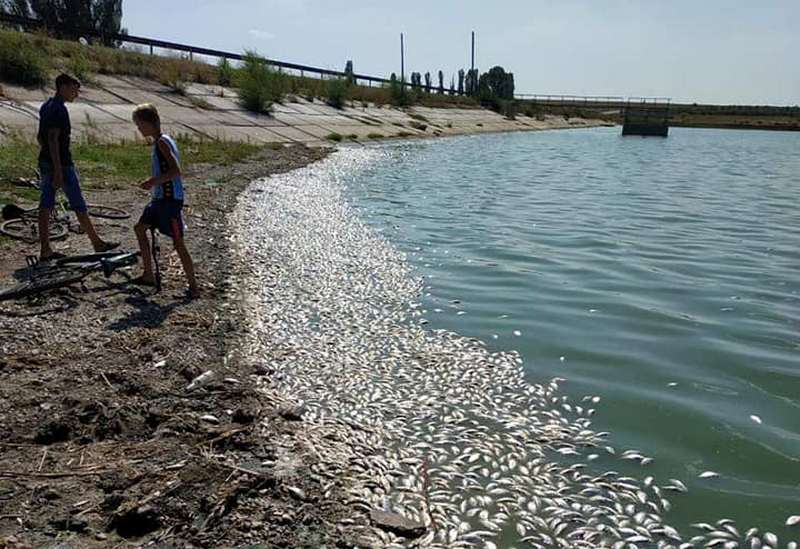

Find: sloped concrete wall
0;75;608;146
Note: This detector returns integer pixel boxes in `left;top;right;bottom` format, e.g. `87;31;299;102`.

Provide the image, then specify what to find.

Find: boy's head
55;73;81;102
132;103;161;137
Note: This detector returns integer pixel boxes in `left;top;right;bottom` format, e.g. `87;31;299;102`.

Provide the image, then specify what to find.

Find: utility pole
471;31;475;73
400;33;405;87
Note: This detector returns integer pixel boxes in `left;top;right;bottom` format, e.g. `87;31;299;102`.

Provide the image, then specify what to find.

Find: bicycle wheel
0;267;86;301
0;219;68;243
83;204;131;220
53;251;132;266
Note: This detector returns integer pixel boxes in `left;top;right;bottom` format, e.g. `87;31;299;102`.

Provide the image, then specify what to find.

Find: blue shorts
138;199;184;239
39;163;87;213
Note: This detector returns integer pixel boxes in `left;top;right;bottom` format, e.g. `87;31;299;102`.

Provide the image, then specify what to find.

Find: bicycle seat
2;204;26;220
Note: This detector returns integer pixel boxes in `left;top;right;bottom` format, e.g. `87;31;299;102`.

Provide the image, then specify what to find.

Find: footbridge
516;94;672;136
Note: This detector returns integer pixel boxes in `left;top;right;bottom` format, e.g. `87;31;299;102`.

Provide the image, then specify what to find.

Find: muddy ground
0;145;362;548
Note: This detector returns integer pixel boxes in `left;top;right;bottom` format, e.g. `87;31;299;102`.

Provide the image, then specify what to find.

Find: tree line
0;0;125;46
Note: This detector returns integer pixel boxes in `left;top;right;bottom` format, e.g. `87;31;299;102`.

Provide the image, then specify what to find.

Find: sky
122;1;799;106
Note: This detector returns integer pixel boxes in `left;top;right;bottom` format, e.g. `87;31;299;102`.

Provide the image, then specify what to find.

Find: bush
65;51;94;82
389;79;411;107
217;57;234;86
326;78;351;109
238;51;286;114
326;132;343;142
0;30;48;86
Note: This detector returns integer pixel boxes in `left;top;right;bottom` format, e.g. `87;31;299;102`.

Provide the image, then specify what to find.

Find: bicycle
0;203;69;243
1;201;130;242
0;251;141;301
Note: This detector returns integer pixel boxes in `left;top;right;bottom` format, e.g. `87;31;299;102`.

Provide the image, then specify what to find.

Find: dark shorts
39;163;87;213
138;199;184;239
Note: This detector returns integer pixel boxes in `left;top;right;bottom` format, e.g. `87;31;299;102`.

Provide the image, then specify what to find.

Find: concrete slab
93;103;137;122
116;76;173;93
283;102;323;115
99;87;164;105
77;87;127;104
272;103;302;114
184;83;222;96
190;124;290;144
272;112;306;126
267;125;321;143
291;124;338;139
156;105;218;125
2;84;48;102
0;101;38;123
92;74;135;89
201;94;242;111
301;103;343;116
218;109;286;127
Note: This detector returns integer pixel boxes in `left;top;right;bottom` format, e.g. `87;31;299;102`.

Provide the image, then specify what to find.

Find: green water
347;127;800;537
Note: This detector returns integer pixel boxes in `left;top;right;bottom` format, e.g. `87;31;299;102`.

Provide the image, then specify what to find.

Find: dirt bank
0;144;356;548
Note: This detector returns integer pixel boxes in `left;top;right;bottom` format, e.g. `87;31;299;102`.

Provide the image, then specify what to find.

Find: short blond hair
132;103;160;126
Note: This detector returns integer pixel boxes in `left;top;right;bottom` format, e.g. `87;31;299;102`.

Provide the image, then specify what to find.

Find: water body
345;127;800;537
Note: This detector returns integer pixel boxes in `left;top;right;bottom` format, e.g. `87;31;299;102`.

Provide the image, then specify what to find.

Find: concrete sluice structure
229;149;795;548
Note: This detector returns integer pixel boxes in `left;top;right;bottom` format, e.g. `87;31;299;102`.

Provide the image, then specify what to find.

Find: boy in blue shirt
37;73;118;259
131;103;199;298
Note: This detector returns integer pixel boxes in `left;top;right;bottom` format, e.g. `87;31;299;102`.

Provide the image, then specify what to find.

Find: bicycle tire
66;204;131;220
89;204;130;220
53;251;135;266
0;219;68;243
0;267;86;301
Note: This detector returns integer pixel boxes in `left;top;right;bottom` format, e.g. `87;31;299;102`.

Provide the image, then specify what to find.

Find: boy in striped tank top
131;104;199;298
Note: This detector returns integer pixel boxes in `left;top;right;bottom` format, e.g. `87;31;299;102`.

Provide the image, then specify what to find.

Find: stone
50;516;88;533
370;509;425;539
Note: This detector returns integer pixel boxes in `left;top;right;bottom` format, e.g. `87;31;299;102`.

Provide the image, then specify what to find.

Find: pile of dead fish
230;149;798;549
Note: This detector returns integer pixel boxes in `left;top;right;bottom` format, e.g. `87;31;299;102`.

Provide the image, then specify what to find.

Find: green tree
482;65;515;100
0;0;126;46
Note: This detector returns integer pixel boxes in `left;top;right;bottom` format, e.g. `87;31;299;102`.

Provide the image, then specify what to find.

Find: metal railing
515;93;672;108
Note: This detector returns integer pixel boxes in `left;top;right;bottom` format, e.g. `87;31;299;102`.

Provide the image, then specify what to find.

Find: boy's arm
141;138;182;189
47;128;63;190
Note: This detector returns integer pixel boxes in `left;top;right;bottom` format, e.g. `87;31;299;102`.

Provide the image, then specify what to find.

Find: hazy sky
123;1;799;106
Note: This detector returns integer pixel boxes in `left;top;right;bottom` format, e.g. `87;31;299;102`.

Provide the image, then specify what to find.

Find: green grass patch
325;133;343;142
325;78;351;109
347;134;358;140
395;131;413;138
367;133;384;139
408;112;429;123
238;51;287;114
0;30;48;86
0;135;264;204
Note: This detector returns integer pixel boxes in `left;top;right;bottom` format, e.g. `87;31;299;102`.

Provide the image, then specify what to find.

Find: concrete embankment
0;75;610;146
